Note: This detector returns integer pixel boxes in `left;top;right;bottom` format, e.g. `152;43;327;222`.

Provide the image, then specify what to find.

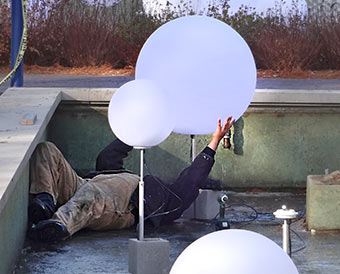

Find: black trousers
94;139;215;226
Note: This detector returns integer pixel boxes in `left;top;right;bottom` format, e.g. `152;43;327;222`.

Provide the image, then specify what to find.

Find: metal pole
138;149;145;241
11;0;24;87
282;219;292;256
191;135;196;162
273;205;298;257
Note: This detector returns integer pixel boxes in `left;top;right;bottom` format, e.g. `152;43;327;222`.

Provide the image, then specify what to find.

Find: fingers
215;117;234;136
222;116;234;130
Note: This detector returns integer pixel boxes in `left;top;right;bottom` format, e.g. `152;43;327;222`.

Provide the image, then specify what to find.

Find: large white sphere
136;15;257;135
108;79;174;148
170;229;299;274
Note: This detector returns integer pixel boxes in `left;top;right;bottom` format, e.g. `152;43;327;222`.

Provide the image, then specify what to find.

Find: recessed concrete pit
2;86;340;273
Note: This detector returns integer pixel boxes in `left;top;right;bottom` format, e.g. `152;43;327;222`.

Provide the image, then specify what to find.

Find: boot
28;220;70;243
28;193;56;225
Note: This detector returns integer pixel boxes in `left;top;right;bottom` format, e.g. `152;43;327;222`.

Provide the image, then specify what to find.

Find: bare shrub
25;0;64;66
1;0;340;73
319;17;340;70
250;16;323;71
0;1;11;66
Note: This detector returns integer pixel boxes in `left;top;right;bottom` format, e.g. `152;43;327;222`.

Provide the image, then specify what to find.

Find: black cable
142;153;183;221
290;227;307;254
212;203;259;223
209;199;306;254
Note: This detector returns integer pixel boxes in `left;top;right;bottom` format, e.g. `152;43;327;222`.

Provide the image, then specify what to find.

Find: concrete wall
0;88;61;274
0;165;29;274
48;93;340;189
1;87;340;273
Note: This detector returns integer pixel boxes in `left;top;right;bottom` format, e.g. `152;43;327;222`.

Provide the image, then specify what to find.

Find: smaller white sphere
108;79;175;148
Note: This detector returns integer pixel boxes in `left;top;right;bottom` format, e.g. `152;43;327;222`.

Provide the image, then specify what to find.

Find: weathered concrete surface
0;89;61;197
13;192;340;274
0;87;117;273
48;101;340;188
0;88;61;274
0;166;29;274
307;172;340;230
1;84;340;273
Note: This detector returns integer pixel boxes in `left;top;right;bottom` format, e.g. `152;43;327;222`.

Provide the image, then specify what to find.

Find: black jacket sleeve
95;138;133;171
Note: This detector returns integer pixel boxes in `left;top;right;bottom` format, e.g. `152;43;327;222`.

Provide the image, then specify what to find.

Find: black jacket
90;139;215;227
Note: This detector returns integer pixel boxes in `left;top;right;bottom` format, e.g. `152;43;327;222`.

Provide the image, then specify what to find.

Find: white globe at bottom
170;229;299;274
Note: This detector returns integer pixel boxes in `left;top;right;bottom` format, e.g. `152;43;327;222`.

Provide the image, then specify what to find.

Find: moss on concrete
47;103;340;189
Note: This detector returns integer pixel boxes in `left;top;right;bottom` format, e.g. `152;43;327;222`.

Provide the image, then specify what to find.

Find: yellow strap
0;0;28;86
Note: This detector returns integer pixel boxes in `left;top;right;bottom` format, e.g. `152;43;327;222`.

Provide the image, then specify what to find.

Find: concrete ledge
0;88;61;273
0;88;61;211
307;172;340;230
252;89;340;105
60;88;116;102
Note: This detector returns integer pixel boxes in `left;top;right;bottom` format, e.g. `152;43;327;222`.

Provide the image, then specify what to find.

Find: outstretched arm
208;116;235;151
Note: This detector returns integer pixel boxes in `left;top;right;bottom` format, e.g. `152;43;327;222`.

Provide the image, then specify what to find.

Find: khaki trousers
30;142;139;236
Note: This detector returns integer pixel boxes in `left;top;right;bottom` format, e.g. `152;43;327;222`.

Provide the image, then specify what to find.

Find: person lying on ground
28;117;234;242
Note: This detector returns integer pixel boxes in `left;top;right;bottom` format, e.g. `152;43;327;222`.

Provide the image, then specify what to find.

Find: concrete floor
13;191;340;274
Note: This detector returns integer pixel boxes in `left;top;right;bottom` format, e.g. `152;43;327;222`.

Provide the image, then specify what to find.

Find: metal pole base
128;238;170;274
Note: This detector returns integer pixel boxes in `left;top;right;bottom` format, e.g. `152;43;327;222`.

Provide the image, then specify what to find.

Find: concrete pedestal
182;189;221;220
128;238;170;274
307;172;340;230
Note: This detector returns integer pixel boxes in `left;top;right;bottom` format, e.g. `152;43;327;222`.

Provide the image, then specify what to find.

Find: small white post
138;149;145;241
282;219;291;254
273;205;298;257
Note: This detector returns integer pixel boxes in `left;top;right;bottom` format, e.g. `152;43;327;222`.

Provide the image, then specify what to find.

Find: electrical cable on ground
290;227;307;254
211;202;306;254
212;203;259;223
